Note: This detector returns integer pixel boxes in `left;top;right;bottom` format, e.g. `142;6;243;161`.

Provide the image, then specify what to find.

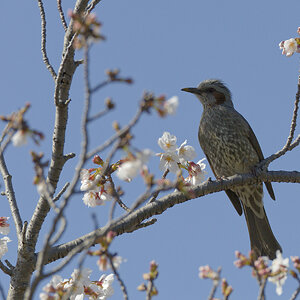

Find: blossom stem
107;252;128;300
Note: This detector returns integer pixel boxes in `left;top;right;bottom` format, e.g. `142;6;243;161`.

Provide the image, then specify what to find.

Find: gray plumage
182;79;281;259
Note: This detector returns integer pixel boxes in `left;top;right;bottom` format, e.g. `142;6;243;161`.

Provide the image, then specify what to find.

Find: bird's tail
242;203;282;260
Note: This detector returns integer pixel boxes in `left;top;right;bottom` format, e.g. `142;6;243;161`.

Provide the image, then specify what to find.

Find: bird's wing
241;115;276;201
205;153;243;215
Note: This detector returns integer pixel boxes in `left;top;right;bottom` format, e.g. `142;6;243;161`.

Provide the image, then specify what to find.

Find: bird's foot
215;175;229;181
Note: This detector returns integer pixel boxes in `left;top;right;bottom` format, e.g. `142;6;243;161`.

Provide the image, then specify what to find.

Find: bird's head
181;79;234;109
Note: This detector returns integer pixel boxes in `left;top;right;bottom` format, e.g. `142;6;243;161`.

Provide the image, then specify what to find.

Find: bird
181;79;281;259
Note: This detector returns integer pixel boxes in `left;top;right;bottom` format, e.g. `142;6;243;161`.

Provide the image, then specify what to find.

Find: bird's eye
205;88;215;93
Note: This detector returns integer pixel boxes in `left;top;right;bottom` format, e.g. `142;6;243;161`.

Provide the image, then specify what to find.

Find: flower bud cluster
137;260;159;297
141;92;179;117
279;27;300;57
69;10;105;49
0;103;44;147
234;250;290;296
80;155;114;207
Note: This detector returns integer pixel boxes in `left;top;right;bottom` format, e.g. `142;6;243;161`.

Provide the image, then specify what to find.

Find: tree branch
43;169;300;264
0;152;22;239
57;0;68;32
37;0;57;79
258;75;300;169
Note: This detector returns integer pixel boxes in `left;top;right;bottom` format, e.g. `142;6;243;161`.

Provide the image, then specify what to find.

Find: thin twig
53;182;70;202
87;107;110;122
146;280;154;300
91;78;131;94
258;76;300;168
86;106;144;159
0;152;23;238
208;267;221;300
86;0;103;14
257;277;266;300
0;122;12;147
107;253;129;300
0;130;14;157
57;0;68;31
148;169;169;203
90;79;110;93
37;0;57;79
0;260;12;276
108;175;130;223
290;274;300;300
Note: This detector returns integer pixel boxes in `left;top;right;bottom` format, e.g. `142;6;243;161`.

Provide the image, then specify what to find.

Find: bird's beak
181;87;200;95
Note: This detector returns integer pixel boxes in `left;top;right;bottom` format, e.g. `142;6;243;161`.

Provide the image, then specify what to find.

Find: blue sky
1;0;300;299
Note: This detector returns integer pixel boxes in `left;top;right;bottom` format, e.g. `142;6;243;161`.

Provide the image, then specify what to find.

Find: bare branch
91;77;132;94
148;169;169;203
87;107;110;122
63;152;76;163
25;0;90;250
107;253;128;300
0;152;22;238
257;277;266;300
0;260;12;276
290;273;300;300
57;0;68;32
86;0;103;14
108;175;130;223
43;169;300;264
53;182;70;202
208;267;221;300
37;0;57;79
259;76;300;168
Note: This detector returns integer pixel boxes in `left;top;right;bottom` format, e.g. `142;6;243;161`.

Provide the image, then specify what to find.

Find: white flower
0;217;9;235
71;268;92;286
80;169;94;191
116;149;152;182
185;158;207;186
39;293;57;300
279;38;297;57
99;182;113;202
268;250;289;295
65;268;92;299
42;275;63;293
82;182;112;207
159;151;180;173
0;236;11;258
97;274;114;299
177;140;196;164
83;190;102;207
164;96;179;115
12;130;29;146
158;132;178;151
